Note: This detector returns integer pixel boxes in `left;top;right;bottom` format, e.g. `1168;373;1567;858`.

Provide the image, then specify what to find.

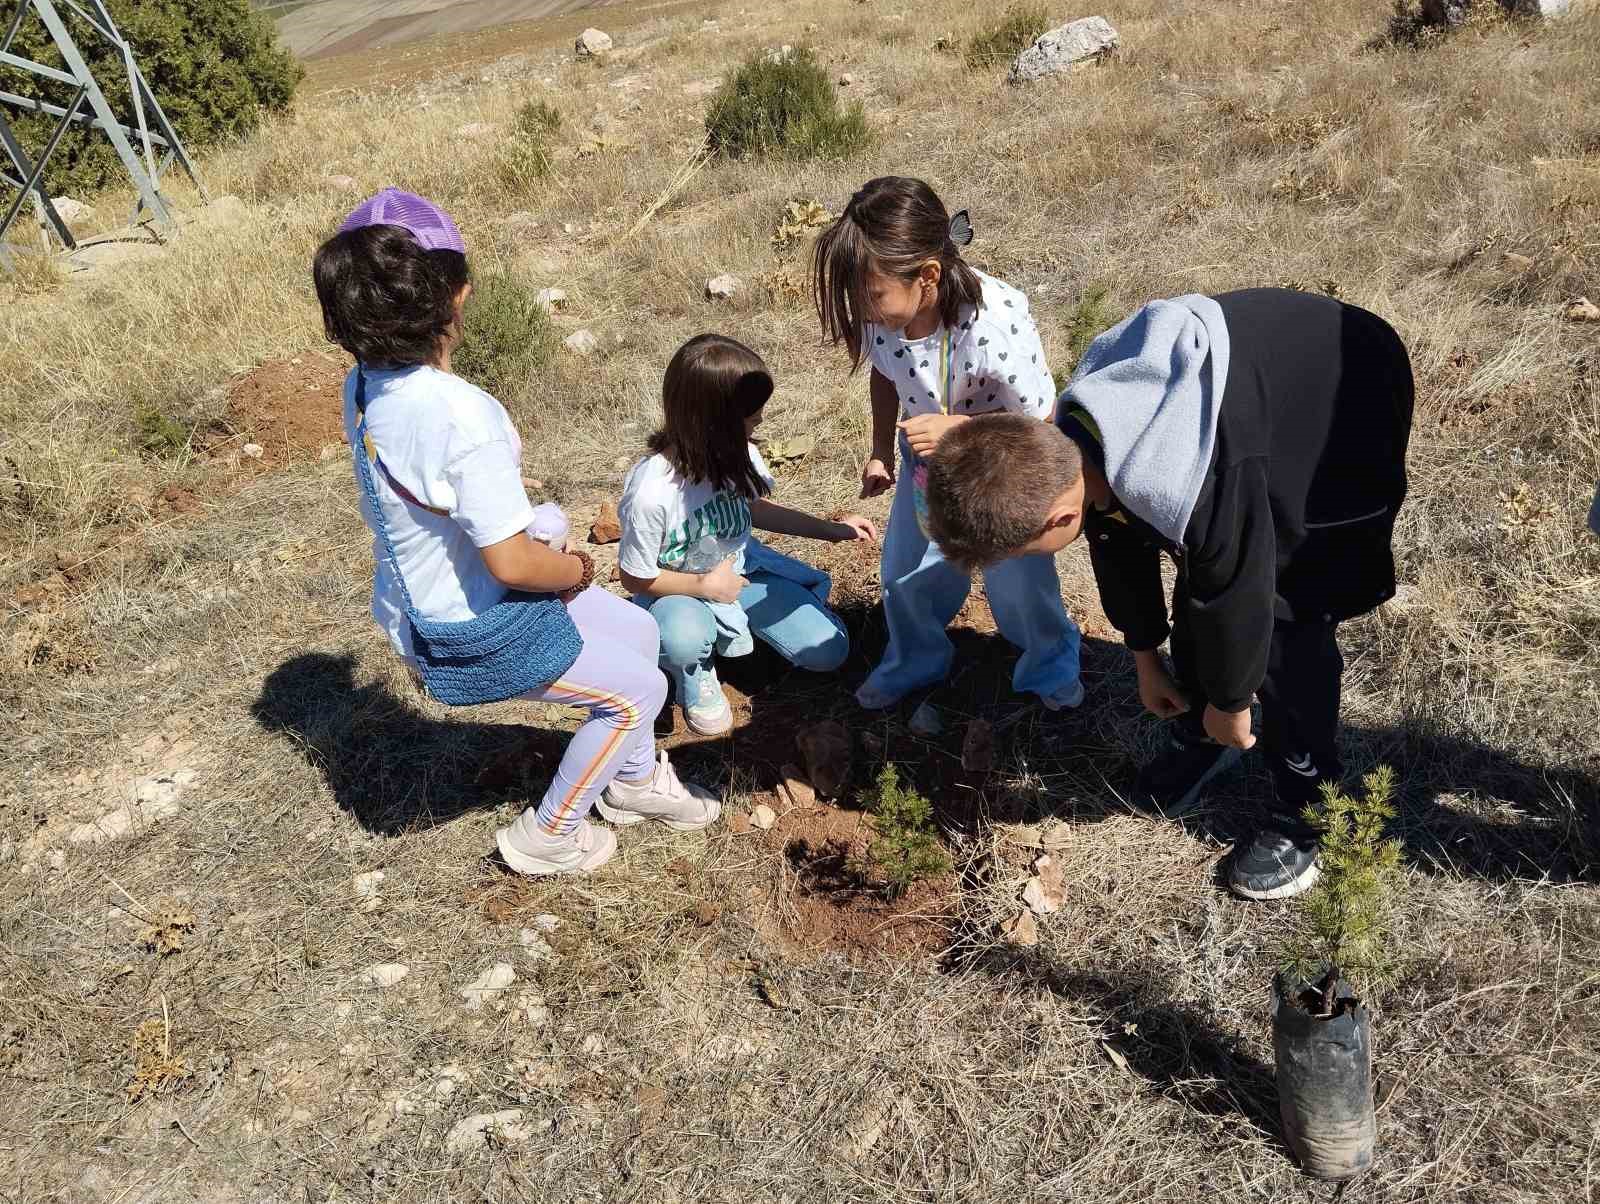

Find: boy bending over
925;288;1413;900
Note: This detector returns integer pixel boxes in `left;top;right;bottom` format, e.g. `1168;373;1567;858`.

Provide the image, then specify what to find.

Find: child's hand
1134;654;1190;719
698;555;749;604
832;515;878;542
1203;703;1257;750
860;457;895;499
898;414;965;459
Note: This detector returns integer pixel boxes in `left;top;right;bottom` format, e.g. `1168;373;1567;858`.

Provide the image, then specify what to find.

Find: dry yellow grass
1;0;1598;1200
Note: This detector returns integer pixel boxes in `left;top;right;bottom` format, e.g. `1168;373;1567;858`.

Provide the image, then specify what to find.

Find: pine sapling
1281;766;1404;1015
867;764;950;897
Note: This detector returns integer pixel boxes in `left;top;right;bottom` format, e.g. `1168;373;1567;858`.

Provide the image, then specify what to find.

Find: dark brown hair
313;224;470;369
926;414;1083;570
648;334;774;499
812;175;984;372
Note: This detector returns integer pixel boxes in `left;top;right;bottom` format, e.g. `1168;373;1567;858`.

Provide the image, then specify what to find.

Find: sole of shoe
595;796;722;832
1039;682;1086;711
683;704;733;736
1229;857;1321;902
494;825;617;876
1140;744;1244;819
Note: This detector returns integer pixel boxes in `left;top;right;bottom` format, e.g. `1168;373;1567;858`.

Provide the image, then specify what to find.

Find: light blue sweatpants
860;456;1082;706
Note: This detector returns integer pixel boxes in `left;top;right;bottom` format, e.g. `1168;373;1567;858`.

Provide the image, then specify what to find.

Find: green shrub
0;0;301;196
1062;284;1116;372
496;100;562;192
964;4;1050;69
134;401;193;458
1281;766;1404;1006
705;48;870;161
453;272;559;404
867;764;951;897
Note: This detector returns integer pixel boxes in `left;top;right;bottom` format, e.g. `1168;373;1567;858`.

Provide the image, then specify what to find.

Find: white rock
360;963;410;988
241;443;264;460
1001;909;1039;946
838;72;855;86
47;849;66;872
534;286;567;313
352;870;385;912
50;196;92;222
1008;16;1119;84
326;174;359;192
763;44;795;64
433;1065;467;1098
682;78;722;97
445;1109;539;1153
532;913;560;933
459;962;517;1010
1022;876;1060;916
518;929;555;961
132;768;195;814
580;1034;605;1057
575;28;613;57
456;121;495;138
563;329;598;356
516;992;551;1027
334;1002;355;1021
909;702;943;737
706;273;741;301
750;803;777;831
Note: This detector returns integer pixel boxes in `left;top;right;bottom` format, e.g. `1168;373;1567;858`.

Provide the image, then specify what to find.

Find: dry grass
1;0;1598;1200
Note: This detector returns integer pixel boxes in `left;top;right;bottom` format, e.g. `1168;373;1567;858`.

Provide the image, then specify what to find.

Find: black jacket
1078;289;1413;713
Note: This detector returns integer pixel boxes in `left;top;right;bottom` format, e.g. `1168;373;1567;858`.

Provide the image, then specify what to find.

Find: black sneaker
1131;734;1243;818
1228;823;1321;901
1272;750;1331;817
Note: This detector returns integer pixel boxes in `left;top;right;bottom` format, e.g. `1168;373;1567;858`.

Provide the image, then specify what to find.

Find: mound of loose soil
207;354;349;472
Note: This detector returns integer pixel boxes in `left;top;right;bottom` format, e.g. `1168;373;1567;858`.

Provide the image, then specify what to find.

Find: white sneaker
682;669;733;736
596;751;721;831
1040;679;1086;711
496;815;617;876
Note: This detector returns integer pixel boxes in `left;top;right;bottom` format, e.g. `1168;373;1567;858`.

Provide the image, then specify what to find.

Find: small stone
961;719;994;773
776;764;815;809
50;196;92;222
1564;297;1600;323
1022;877;1058;916
456;121;495;138
518;928;555;961
580;1034;605;1057
1008;16;1119;84
534;287;567;312
1501;252;1535;272
1001;909;1039;946
796;720;852;798
326;174;359;192
352;870;384;912
575;27;614;57
763;44;794;64
564;329;598;355
532;914;560;933
47;849;66;872
516;992;552;1027
446;1108;536;1153
334;1002;355;1021
588;499;622;544
838;72;855;86
706;273;741;301
909;703;943;737
360;963;410;988
750;803;777;831
459;962;517;1011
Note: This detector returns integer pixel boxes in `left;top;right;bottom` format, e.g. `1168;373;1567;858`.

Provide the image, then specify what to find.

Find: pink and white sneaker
595;751;721;832
496;814;617;876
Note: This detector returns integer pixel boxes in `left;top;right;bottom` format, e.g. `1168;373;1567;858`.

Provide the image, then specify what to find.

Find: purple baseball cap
337;187;466;254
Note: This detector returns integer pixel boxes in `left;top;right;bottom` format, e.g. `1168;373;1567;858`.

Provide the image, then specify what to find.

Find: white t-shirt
866;270;1054;424
341;365;536;658
617;446;775;580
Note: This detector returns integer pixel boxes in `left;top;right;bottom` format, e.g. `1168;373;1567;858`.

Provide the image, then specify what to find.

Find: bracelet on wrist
567;549;595;594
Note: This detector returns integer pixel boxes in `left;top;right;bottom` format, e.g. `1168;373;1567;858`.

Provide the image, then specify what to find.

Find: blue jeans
641;569;849;701
862;458;1082;706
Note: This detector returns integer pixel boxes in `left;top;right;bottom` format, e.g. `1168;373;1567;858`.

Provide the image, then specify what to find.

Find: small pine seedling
1281;766;1404;1012
868;764;951;897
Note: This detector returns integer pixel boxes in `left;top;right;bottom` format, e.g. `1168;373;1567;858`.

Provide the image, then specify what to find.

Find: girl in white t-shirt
812;176;1083;711
312;188;717;878
618;334;877;735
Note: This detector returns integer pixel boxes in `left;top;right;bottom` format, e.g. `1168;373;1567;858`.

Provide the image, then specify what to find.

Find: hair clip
947;210;974;248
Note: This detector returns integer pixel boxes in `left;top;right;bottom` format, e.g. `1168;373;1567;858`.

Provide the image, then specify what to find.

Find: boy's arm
1087;527;1170;651
749;499;874;542
1180;458;1277;716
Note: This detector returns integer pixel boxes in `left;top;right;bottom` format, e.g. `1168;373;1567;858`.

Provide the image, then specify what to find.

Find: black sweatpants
1170;597;1345;821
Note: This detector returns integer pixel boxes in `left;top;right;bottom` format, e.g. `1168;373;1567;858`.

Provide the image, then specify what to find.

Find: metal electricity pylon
0;0;207;265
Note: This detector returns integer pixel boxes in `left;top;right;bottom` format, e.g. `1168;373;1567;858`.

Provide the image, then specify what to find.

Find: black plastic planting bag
1272;971;1376;1181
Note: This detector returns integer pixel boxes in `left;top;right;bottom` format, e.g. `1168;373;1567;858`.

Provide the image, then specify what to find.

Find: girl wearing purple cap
313;189;718;876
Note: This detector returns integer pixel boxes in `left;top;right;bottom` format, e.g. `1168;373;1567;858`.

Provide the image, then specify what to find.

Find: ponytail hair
812;176;984;372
